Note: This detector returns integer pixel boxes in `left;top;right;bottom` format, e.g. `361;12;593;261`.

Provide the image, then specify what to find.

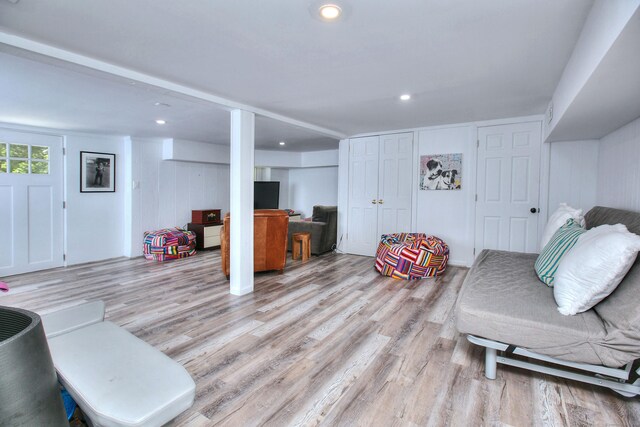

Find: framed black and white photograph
80;151;116;193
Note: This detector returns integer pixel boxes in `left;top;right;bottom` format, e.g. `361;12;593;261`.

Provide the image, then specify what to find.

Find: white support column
122;137;135;258
229;109;255;295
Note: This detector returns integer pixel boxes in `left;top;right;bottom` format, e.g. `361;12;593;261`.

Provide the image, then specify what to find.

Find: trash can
0;306;67;426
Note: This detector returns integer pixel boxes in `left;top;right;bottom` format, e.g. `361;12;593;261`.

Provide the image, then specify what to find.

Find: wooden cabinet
191;209;221;224
187;223;223;250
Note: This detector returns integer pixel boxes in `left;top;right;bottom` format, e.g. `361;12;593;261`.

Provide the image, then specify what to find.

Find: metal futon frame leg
468;335;640;397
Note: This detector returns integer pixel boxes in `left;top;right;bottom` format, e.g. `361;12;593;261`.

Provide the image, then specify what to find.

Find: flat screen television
254;181;280;209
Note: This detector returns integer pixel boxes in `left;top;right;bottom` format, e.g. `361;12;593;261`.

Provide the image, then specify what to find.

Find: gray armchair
287;206;337;255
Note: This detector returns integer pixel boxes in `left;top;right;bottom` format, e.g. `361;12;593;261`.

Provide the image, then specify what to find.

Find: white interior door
347;136;379;256
377;133;413;236
0;129;64;276
475;122;541;254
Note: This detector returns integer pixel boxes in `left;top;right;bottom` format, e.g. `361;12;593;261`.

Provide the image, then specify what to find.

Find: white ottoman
41;301;195;427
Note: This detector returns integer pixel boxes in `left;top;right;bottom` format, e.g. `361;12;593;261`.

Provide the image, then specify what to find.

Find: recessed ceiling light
319;4;342;20
154;102;171;107
155;119;166;125
279;141;286;146
400;94;411;101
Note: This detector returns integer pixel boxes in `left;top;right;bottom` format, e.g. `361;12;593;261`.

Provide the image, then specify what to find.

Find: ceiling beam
0;30;347;140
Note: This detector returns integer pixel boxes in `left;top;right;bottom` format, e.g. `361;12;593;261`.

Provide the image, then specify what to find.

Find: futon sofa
455;206;640;396
287;205;337;255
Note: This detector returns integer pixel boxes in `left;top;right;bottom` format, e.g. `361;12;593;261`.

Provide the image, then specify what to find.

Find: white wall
340;117;601;266
269;168;290;209
547;140;599;216
164;138;339;169
164;138;229;164
0;123;127;266
300;150;339;168
415;126;476;266
596;116;640;211
546;0;640;140
65;134;126;265
128;138;230;256
254;167;272;181
288;167;339;218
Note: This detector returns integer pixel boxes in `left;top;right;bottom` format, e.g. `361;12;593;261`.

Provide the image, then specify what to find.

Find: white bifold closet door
0;128;64;276
347;133;413;257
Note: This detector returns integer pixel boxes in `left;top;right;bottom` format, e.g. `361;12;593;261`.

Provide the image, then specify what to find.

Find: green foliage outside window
31;146;49;160
1;143;50;174
10;160;29;174
31;161;49;174
10;144;28;158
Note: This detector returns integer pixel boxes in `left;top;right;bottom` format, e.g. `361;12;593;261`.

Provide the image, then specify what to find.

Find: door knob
378;199;384;204
371;199;378;204
530;207;538;213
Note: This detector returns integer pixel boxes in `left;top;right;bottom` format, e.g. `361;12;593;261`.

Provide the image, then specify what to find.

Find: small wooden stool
292;232;311;261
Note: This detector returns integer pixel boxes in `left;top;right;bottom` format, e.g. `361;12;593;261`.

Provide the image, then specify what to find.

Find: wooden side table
292;232;311;261
187;222;223;250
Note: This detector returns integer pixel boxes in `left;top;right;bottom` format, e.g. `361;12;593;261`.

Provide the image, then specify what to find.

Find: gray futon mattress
455;248;639;368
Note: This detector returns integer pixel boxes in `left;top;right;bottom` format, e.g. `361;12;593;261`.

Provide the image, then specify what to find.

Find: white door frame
473;120;546;256
346;135;380;257
537;138;551;244
344;133;414;257
337;139;350;253
0;126;65;276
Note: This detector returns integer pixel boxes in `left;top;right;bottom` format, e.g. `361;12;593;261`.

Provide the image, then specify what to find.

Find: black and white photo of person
80;151;116;192
86;157;110;188
93;161;105;186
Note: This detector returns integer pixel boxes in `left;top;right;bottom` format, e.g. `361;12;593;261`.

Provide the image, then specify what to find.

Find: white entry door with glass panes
0;128;64;276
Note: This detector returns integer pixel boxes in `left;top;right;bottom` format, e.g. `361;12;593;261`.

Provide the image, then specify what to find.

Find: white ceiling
0;0;594;142
0;49;340;151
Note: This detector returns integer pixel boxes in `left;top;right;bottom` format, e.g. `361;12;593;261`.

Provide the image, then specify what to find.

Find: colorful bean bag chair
375;233;449;279
143;228;196;261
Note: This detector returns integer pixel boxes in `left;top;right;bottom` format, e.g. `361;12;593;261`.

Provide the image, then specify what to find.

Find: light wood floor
2;251;640;426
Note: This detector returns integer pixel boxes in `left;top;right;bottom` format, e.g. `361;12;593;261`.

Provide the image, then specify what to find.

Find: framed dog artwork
420;153;462;190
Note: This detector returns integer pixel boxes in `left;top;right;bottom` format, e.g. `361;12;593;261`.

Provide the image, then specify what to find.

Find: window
0;142;49;174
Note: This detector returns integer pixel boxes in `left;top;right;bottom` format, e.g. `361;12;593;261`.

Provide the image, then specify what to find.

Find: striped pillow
535;219;586;286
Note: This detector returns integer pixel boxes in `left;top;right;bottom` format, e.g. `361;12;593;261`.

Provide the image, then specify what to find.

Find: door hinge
473;248;476;256
475;194;478;202
476;139;479;148
63;201;66;209
63;254;66;261
62;147;66;155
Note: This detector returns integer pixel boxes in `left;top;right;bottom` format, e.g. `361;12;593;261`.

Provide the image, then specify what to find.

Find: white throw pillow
553;224;640;316
540;203;585;249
